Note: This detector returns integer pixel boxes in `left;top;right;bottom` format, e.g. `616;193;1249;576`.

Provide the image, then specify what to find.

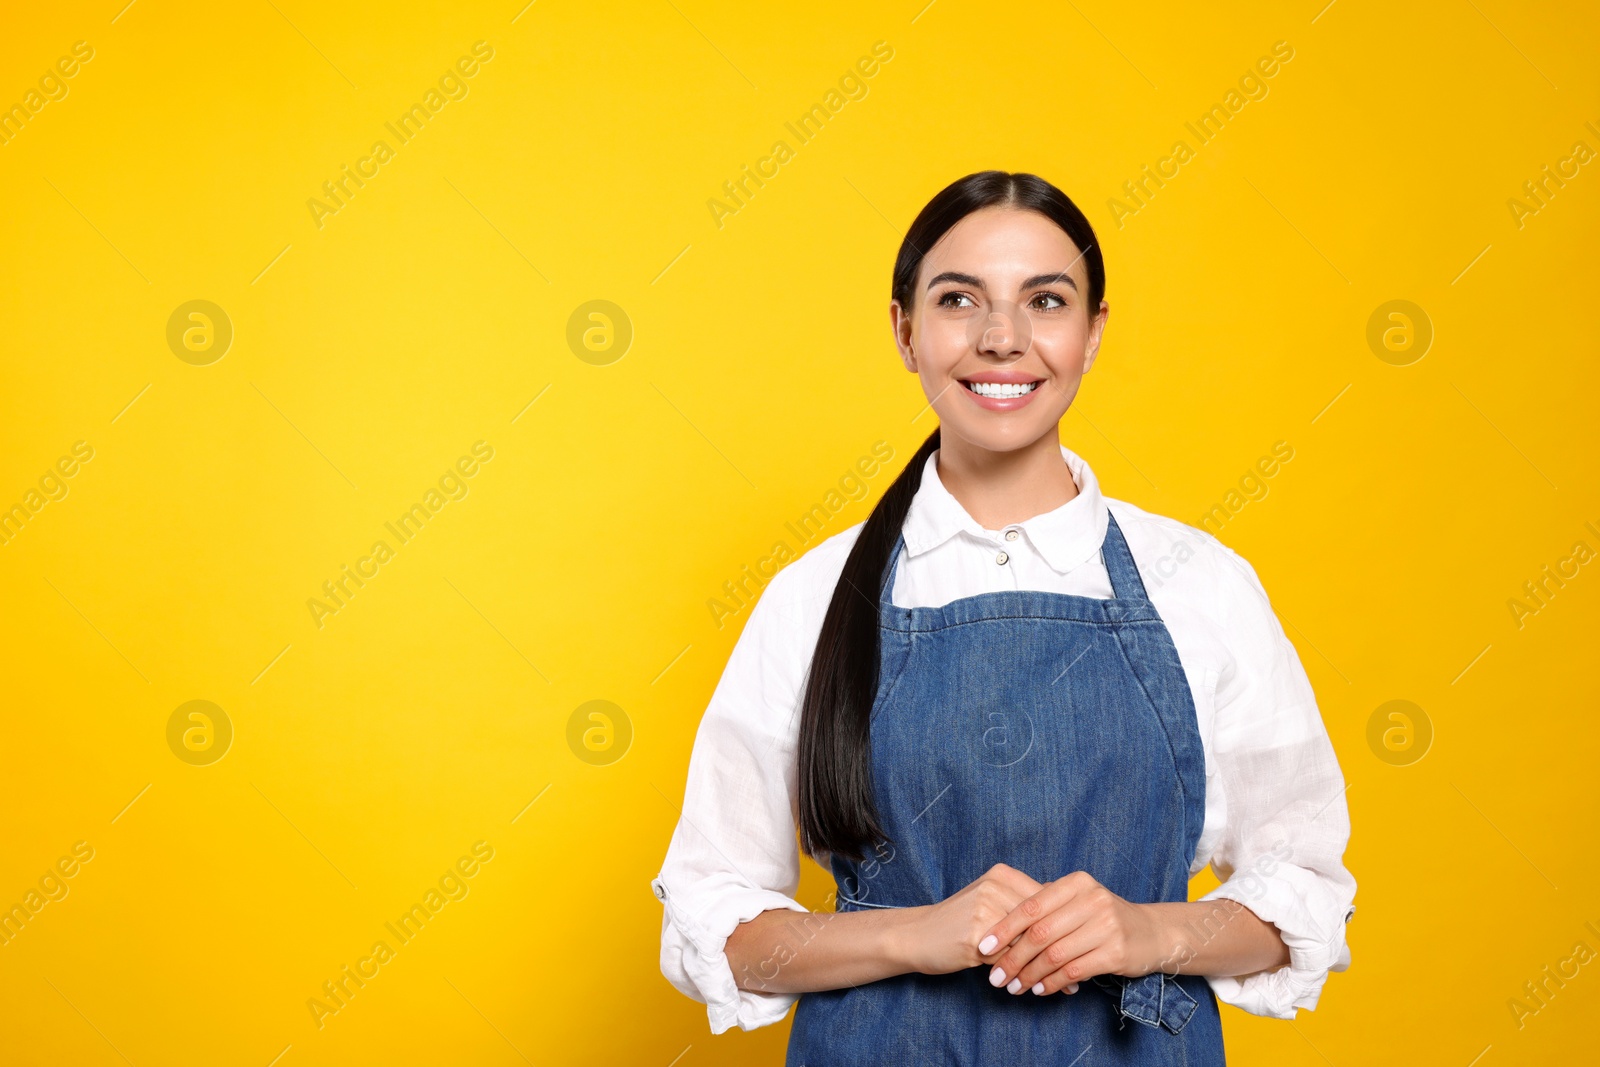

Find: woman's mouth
960;377;1043;411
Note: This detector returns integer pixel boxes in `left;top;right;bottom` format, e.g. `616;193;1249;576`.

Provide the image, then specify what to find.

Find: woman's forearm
1145;898;1291;978
724;905;925;994
723;895;1288;998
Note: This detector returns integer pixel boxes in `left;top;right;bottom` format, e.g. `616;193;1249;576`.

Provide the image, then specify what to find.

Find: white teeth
967;380;1040;398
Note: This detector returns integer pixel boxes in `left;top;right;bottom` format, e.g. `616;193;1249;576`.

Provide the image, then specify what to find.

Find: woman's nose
970;300;1032;355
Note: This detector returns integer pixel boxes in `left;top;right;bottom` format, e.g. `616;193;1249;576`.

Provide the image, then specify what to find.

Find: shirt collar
901;442;1109;576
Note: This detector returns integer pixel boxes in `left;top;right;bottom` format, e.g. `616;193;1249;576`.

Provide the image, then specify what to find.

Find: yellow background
1;0;1596;1063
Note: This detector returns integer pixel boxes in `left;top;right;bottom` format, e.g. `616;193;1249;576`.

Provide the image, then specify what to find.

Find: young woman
651;171;1356;1065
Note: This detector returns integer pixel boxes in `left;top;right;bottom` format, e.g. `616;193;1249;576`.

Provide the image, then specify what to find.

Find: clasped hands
905;863;1172;997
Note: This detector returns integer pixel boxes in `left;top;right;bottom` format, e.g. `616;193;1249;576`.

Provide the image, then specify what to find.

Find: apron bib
786;512;1226;1066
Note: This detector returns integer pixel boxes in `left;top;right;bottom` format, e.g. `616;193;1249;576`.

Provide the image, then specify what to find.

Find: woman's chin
936;416;1060;455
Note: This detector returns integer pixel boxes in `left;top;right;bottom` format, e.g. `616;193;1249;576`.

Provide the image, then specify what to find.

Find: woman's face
891;205;1108;455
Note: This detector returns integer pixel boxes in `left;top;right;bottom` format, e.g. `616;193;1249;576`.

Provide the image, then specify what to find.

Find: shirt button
996;551;1009;565
1004;529;1020;542
653;882;667;901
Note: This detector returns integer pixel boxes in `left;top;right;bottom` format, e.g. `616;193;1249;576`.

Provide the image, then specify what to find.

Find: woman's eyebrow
925;270;1079;292
925;270;985;291
1022;271;1078;291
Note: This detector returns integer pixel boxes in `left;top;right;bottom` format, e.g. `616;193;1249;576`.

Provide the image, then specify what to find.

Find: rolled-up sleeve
651;561;818;1033
1197;546;1357;1019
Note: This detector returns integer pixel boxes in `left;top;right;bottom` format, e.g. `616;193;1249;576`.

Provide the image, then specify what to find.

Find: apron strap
880;531;908;606
1099;511;1150;602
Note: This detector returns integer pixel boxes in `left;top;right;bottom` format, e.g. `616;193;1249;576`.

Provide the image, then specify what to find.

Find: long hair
796;171;1107;861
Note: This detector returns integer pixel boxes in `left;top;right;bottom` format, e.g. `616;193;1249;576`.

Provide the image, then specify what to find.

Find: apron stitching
867;630;916;727
891;614;1136;632
1104;622;1197;865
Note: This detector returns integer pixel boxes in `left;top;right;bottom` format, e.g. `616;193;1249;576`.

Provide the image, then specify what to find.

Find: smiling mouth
962;380;1041;398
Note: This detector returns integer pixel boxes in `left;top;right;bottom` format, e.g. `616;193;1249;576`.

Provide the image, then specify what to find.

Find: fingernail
978;935;998;955
1068;982;1079;994
1007;978;1022;994
989;967;1006;987
1031;982;1045;995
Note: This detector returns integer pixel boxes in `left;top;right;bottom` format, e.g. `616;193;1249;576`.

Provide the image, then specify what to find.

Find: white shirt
652;443;1356;1034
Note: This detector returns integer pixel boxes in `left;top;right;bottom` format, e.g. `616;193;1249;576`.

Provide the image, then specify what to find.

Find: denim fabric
786;513;1225;1066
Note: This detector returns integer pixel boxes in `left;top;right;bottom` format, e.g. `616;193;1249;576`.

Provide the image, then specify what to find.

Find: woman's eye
1032;292;1067;311
938;292;975;309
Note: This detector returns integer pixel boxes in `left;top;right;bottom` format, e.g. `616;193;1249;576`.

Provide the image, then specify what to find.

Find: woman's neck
934;430;1079;531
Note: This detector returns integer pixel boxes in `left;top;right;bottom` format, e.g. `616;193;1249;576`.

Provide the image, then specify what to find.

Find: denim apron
786;513;1225;1066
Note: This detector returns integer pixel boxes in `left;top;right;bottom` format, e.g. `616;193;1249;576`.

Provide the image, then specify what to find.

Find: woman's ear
890;301;917;372
1081;300;1110;374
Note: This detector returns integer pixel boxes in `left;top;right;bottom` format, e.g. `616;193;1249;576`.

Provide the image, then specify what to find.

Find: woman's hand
978;871;1168;996
899;863;1047;977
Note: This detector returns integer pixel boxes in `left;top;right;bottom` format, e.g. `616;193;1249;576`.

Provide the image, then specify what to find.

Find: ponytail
797;427;938;860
